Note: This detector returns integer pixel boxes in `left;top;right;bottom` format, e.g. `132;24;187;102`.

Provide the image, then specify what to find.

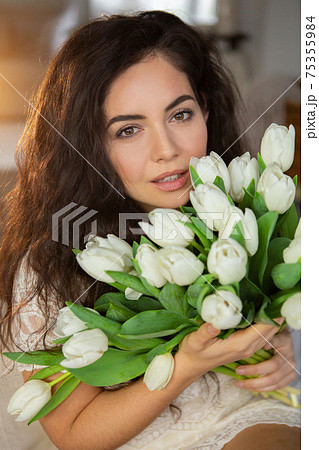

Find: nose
150;126;180;163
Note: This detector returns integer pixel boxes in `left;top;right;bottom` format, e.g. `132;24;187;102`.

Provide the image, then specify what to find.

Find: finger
236;364;295;391
236;356;282;377
187;323;220;350
238;372;297;392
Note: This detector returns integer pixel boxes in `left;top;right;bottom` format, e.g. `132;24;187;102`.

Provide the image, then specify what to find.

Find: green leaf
158;283;187;315
140;235;157;247
184;222;211;249
28;365;65;381
271;262;301;290
239;277;266;310
266;285;301;318
227;194;235;206
189;165;203;187
52;336;71;345
236;302;255;328
229;220;246;249
28;376;81;424
217;328;236;340
274;203;298;240
2;350;63;366
119;310;190;339
66;302;163;351
105;271;150;296
109;282;126;293
262;237;291;293
252;192;268;218
94;292;128;312
193;273;216;285
254;297;280;326
72;249;82;256
68;349;148;386
249;211;278;287
257;153;266;174
293;174;298;188
106;302;136;323
132;241;139;258
180;206;196;215
213;175;226;194
187;283;214;312
190;217;216;243
239;178;255;211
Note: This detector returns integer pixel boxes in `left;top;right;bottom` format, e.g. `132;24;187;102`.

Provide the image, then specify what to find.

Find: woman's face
104;55;208;211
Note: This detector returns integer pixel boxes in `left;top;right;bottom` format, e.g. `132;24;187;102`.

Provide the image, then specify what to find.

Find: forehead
103;55;194;114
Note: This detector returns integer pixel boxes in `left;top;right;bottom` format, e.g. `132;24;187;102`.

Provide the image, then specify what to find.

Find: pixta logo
52;202;98;248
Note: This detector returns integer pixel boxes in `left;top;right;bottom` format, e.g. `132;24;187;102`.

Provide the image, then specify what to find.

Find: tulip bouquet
4;123;301;423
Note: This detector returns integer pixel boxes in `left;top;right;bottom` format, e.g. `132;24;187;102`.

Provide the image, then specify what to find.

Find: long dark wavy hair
0;10;246;350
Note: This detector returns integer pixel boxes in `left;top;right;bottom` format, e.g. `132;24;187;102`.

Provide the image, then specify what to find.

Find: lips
151;169;187;182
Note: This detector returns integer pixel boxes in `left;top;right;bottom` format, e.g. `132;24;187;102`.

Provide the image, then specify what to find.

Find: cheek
186;119;208;159
109;150;146;185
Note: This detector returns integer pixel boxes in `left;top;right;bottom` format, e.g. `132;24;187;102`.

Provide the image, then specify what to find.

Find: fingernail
236;368;245;374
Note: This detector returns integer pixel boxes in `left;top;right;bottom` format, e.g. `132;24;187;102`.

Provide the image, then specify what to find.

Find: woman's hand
175;320;284;384
234;327;297;392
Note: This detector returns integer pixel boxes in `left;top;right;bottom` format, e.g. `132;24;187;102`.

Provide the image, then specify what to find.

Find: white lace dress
10;257;300;450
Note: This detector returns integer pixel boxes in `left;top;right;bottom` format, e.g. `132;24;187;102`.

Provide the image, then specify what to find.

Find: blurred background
0;1;301;448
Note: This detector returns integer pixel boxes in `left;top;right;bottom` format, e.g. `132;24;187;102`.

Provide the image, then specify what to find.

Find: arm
22;322;281;450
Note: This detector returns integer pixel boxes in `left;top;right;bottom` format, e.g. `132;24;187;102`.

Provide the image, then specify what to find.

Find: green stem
255;348;273;360
211;366;246;380
238;357;260;365
191;240;205;254
48;371;71;387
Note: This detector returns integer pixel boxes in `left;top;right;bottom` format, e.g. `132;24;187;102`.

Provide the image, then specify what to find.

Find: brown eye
123;127;134;136
117;126;138;138
174;112;185;121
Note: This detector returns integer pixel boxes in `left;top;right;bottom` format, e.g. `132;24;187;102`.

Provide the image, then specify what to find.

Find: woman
0;11;300;449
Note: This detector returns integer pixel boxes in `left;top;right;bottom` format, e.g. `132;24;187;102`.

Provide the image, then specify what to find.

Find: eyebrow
105;94;196;130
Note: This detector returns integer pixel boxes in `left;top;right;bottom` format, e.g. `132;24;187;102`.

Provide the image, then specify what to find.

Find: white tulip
219;206;259;256
53;306;99;338
207;238;247;285
76;234;133;283
156;246;204;286
256;163;295;214
125;269;143;300
143;353;174;391
295;219;301;239
60;328;108;369
201;290;243;329
190;182;230;231
138;208;194;248
7;380;51;422
228;152;260;202
283;237;301;264
190;150;231;193
281;293;301;330
261;123;295;172
135;244;166;288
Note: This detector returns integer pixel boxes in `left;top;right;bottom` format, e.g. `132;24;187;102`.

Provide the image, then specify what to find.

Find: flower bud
256;163;295;214
283;237;301;264
261;123;295;172
135;244;166;288
190;151;231;193
228;152;260;202
76;234;133;283
190;182;230;231
219;206;259;256
156;246;204;286
7;380;51;422
60;328;108;369
53;306;99;338
143;353;174;391
281;292;301;330
201;290;243;329
138;208;194;248
207;238;247;285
